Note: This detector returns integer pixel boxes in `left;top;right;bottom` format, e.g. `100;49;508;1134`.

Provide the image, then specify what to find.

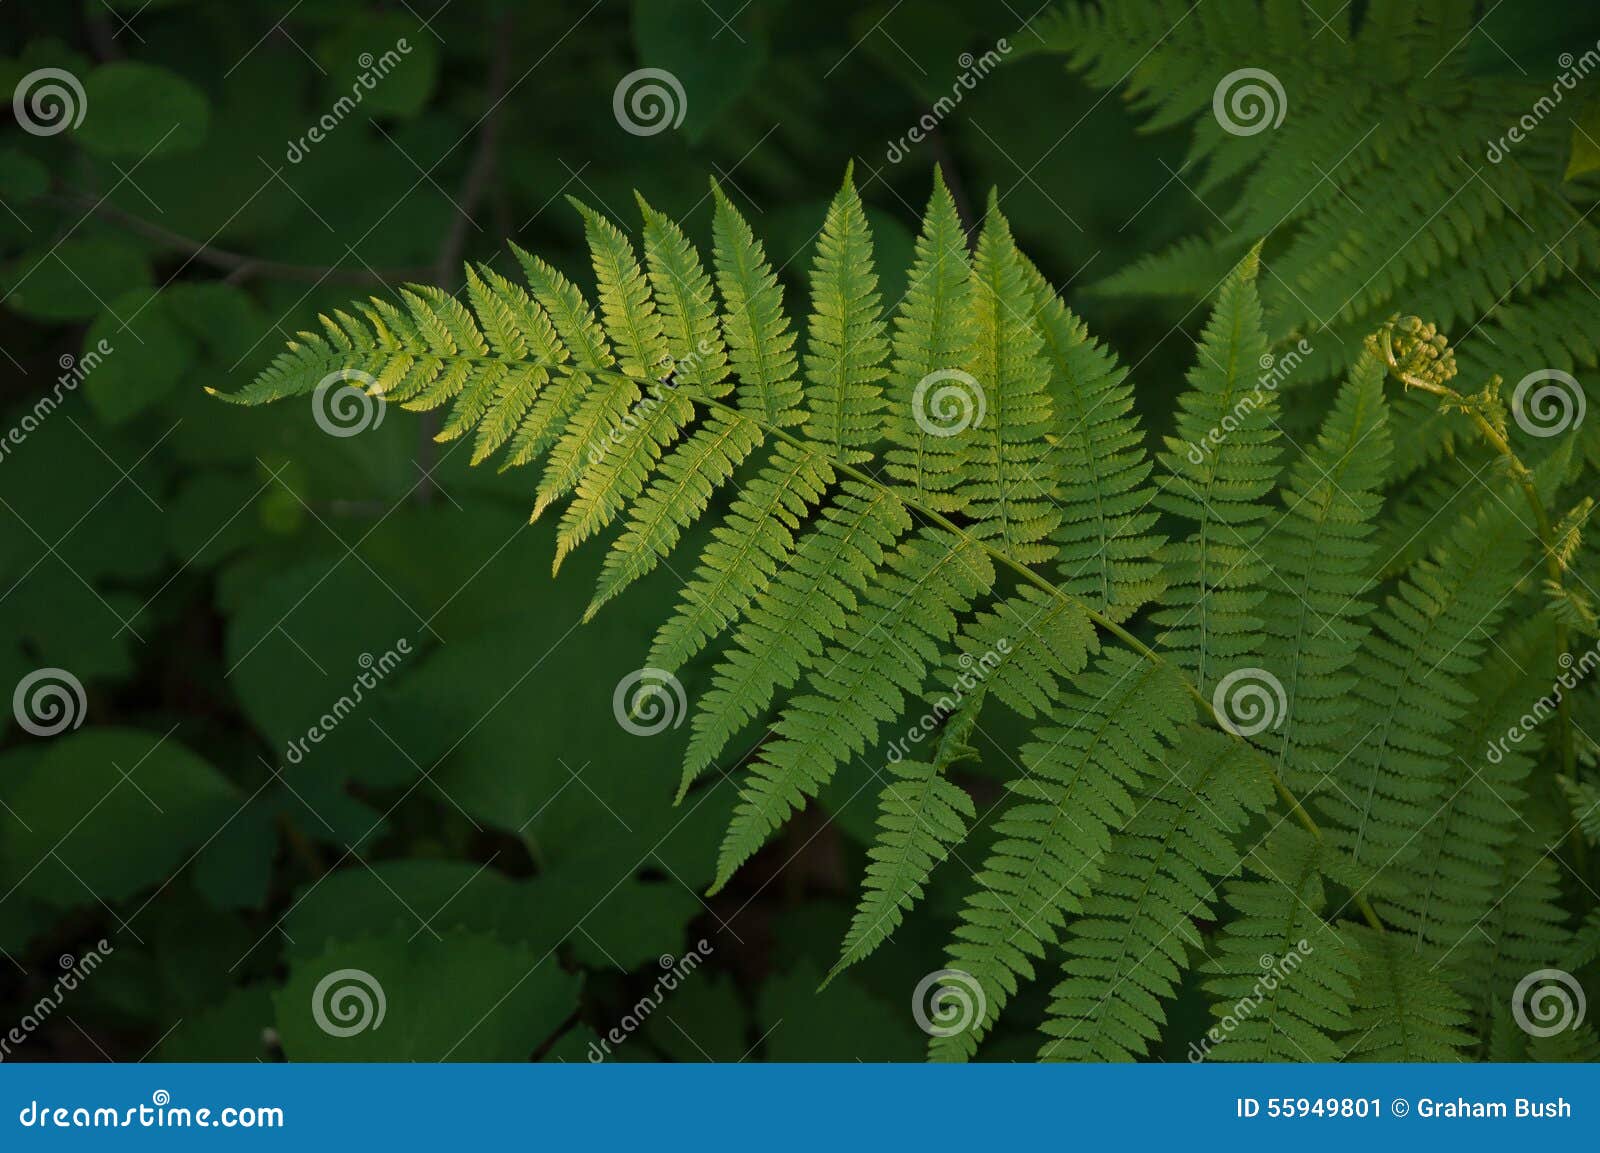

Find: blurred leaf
757;959;922;1060
565;876;701;971
632;0;768;143
859;0;979;103
0;238;150;322
108;54;306;246
640;972;746;1061
315;15;439;120
281;861;541;959
158;985;275;1061
77;62;210;158
0;148;48;200
0;398;169;582
163;470;264;569
274;932;580;1060
192;804;277;912
166;281;271;358
279;859;700;976
82;287;196;424
86;890;258;1021
0;728;241;911
1468;0;1600;76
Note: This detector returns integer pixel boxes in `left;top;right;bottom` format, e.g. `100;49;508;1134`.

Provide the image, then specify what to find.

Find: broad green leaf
0;728;240;911
0;238;149;321
77;62;210;157
82;287;196;424
274;932;580;1060
315;15;439;119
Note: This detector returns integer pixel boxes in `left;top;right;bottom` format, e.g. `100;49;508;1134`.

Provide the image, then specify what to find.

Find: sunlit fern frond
226;161;1591;1063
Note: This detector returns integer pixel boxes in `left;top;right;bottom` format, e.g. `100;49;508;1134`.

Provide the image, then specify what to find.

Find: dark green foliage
3;0;1596;1067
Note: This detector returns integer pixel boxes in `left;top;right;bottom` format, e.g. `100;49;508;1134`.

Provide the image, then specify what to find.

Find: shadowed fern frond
1201;828;1361;1063
1035;728;1270;1061
1320;500;1532;876
1344;926;1474;1061
1037;0;1600;478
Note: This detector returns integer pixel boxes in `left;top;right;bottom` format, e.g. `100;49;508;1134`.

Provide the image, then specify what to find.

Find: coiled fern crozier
223;165;1598;1062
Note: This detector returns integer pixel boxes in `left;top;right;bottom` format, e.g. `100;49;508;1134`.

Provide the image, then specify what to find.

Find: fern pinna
223;165;1596;1062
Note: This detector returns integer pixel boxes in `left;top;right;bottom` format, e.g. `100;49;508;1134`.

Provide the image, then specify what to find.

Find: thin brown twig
45;192;432;286
434;18;512;284
276;811;325;877
417;11;515;502
85;13;127;63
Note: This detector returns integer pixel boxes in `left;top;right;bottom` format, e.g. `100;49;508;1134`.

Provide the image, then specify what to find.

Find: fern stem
1378;331;1579;786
